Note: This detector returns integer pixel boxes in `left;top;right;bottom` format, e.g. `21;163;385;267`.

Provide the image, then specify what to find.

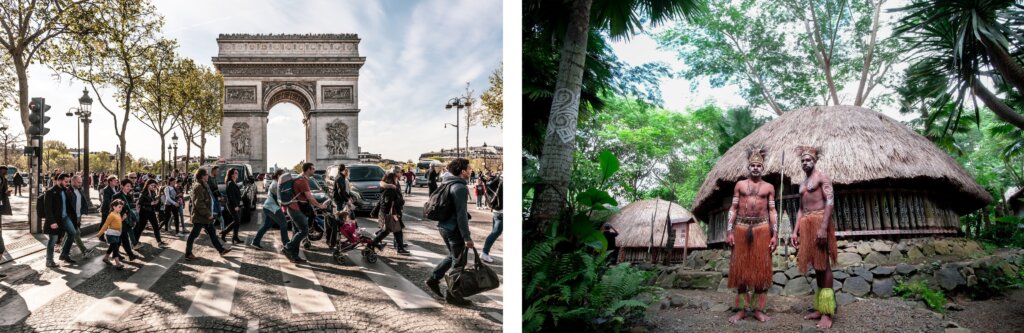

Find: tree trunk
199;130;207;165
160;136;166;176
972;80;1024;130
527;0;593;228
982;37;1024;97
14;57;31;142
855;0;882;106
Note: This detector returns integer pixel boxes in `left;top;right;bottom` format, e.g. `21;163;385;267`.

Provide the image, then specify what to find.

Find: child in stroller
332;211;382;264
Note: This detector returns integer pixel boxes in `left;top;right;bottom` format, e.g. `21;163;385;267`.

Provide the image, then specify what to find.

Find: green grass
894;280;947;313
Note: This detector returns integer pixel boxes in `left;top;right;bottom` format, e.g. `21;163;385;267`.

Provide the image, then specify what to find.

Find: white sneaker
481;253;494;263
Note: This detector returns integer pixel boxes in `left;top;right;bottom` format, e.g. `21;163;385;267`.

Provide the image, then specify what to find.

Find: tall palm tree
526;0;705;233
895;0;1024;131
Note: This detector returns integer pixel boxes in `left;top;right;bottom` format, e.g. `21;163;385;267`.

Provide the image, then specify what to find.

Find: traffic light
28;97;50;136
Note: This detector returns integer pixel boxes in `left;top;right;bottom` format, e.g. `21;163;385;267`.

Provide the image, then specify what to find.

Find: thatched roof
607;199;707;249
692;105;992;219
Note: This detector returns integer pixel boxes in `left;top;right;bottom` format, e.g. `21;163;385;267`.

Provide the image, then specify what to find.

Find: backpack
424;182;455;221
277;173;300;206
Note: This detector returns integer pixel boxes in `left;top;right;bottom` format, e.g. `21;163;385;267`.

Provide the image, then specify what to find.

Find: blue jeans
405;181;412;194
483;212;502;255
253;207;289;245
430;225;466;281
185;223;225;257
46;217;77;263
284;208;309;256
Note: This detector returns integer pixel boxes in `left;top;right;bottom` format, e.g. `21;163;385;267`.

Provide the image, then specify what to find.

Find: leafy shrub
894;280;947;313
523;151;662;332
968;258;1024;300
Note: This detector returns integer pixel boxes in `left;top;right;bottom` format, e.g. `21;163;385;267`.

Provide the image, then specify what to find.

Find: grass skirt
797;210;838;273
728;222;772;290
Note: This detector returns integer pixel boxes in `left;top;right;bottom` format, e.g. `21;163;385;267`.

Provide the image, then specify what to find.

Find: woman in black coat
369;172;408;255
220;168;244;244
135;179;166;247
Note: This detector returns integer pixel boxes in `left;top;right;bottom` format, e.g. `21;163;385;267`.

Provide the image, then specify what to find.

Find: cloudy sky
13;0;503;169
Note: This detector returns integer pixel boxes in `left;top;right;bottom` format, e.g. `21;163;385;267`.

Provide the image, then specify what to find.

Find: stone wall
659;237;1023;306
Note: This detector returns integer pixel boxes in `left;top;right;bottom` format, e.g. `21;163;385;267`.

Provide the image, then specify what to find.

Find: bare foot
804;311;822;320
752;310;770;322
817;315;833;329
728;310;747;324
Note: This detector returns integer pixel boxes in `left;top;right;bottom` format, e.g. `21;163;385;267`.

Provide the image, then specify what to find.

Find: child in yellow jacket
98;199;126;269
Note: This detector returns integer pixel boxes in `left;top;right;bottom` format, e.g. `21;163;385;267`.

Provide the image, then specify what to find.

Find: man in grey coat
424;158;474;306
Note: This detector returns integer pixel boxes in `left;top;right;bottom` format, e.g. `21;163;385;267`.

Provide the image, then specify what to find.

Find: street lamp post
172;132;178;175
445;97;471;158
77;89;92;200
167;146;172;177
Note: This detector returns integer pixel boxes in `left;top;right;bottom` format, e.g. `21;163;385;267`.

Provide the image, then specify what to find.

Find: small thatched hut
693;105;992;245
607;199;708;264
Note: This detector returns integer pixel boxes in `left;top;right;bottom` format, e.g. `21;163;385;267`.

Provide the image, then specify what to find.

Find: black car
200;163;258;223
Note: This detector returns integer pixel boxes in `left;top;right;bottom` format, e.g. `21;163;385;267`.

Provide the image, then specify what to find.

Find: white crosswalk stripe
270;239;336;314
0;239;104;326
346;247;444;310
185;236;249;317
74;239;186;323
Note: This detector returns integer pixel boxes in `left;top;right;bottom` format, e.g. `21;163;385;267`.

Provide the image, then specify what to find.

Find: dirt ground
646;289;1024;333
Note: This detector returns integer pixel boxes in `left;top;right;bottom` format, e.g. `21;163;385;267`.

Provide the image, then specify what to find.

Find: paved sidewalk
1;188;105;266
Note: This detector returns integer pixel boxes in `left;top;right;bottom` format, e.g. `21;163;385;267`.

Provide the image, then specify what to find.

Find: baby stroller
332;220;381;264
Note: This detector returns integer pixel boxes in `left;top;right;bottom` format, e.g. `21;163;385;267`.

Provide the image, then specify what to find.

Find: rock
896;263;916;275
856;243;873;255
871;241;892;253
710;303;730;312
837;240;848;248
852;266;874;281
966;274;978;287
963;241;983;257
773;272;788;285
935;265;966;291
783;277;813;296
837;252;862;267
658;299;671;310
946;303;965;311
944;329;971;333
717;277;730;293
843;276;871;296
832;270;850;280
672;270;723;290
801;324;822;333
872;266;896;276
896;242;908;253
864;252;888;265
832;279;843;291
872;277;895;297
934;240;951;255
888;251;905;263
718;262;730;276
785;266;803;279
768;285;783;296
669;295;689;307
907;247;924;261
921;242;936;256
836;292;856;306
998;261;1018;277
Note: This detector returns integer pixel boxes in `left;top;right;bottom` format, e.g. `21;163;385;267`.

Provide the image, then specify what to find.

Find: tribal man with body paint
726;147;778;324
791;146;839;329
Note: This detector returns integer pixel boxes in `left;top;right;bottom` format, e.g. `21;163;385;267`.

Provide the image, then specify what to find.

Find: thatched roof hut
693;105;992;245
607;199;707;263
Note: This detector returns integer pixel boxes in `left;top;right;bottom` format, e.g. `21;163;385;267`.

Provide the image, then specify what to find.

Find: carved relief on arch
230;122;253;157
324;119;350;156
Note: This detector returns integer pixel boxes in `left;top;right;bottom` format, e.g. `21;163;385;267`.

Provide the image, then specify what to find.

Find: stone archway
212;33;365;172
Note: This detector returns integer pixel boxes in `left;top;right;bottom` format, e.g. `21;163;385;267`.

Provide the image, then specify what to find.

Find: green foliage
524;150;662;332
894;280;947;313
966;257;1024;300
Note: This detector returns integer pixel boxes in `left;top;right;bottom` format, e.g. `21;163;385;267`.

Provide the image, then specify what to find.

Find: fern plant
524;151;662;332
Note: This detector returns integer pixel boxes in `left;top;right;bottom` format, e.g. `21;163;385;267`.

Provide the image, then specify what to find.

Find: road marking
74;239;186;323
402;224;504;262
246;318;260;333
270;241;336;314
486;311;503;323
185;236;249;317
346;249;443;310
0;239;104;326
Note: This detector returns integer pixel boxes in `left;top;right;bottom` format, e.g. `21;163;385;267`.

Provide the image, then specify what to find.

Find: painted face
801;155;816;172
748;162;763;177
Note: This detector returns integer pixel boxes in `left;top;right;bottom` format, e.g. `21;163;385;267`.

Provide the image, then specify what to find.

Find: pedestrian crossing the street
0;213;502;329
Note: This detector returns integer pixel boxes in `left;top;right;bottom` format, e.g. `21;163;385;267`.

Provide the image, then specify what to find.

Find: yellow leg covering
815;288;836;316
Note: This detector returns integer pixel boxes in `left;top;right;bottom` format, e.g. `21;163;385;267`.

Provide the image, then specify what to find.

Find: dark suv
200;163;258;223
347;164;386;214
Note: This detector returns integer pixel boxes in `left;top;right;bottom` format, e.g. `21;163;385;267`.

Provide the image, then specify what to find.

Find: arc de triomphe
212;33;365;172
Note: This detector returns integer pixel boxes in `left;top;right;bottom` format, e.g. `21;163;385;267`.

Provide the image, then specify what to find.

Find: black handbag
445;247;500;298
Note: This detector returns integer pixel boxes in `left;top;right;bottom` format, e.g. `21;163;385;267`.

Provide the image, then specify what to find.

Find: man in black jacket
424;158;474;306
100;176;119;224
43;174;77;268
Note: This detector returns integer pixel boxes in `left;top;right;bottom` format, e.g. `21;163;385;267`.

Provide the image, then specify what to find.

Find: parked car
200;163;258;223
347;164;386;214
5;166;18;183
